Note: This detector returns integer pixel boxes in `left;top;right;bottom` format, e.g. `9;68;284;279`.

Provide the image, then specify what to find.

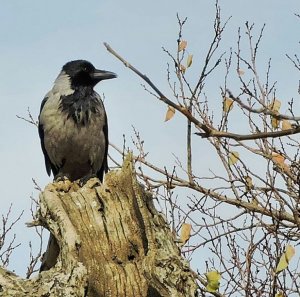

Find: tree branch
103;42;211;135
104;42;300;141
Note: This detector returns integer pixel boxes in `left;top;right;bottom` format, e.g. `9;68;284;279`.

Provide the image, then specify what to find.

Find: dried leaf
283;163;291;175
270;99;281;112
180;223;192;244
286;244;295;261
245;176;253;190
272;153;285;166
276;244;295;273
206;271;221;293
223;97;234;113
228;151;239;166
271;114;280;129
251;197;259;206
237;68;245;75
282;120;292;130
164;106;175;122
178;40;187;52
187;54;193;68
179;64;186;74
276;254;288;273
272;153;290;173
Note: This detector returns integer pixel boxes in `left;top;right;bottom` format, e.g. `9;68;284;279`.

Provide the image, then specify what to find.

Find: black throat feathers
60;87;101;126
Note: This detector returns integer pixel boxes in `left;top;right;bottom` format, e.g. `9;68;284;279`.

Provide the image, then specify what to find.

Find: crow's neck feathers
60;91;101;126
52;71;103;126
52;71;74;96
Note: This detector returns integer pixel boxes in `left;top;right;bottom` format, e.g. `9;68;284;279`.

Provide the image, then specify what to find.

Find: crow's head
62;60;117;89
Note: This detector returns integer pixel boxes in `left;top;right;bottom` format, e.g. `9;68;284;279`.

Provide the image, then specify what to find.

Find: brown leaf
164;106;175;122
245;176;253;190
272;153;285;166
272;153;291;174
178;40;187;52
237;69;245;75
180;64;186;74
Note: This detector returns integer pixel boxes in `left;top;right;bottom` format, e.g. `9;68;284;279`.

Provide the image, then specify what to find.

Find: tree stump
0;155;198;297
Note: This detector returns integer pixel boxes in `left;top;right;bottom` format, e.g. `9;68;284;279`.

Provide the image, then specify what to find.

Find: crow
38;60;116;184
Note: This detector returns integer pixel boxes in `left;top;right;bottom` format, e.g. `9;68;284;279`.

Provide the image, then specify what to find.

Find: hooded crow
38;60;116;183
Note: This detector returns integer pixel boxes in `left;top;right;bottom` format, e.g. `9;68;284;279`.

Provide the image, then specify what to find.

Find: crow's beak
92;69;117;82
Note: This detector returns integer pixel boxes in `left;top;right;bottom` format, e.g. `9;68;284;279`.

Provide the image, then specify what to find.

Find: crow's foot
54;173;70;182
53;174;72;192
78;174;100;187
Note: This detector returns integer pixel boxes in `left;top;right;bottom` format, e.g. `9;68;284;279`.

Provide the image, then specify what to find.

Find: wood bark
0;155;198;297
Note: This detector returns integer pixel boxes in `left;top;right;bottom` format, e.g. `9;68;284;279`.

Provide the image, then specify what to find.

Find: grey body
39;60;116;182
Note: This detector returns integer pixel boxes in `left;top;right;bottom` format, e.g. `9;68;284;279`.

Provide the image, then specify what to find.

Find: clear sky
0;0;299;276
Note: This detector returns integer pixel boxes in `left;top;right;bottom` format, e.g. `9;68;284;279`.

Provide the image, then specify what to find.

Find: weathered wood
0;156;198;297
0;263;87;296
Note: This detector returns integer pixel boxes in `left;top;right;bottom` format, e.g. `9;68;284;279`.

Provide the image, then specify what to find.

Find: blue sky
0;0;299;276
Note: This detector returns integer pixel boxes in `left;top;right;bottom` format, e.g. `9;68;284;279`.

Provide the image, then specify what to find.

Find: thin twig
104;42;300;141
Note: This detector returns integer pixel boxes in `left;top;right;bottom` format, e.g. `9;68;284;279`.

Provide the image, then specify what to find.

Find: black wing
38;96;58;177
97;113;109;182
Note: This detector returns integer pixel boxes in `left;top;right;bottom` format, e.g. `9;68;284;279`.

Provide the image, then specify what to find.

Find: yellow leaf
164;106;175;122
276;253;288;273
271;114;280;129
270;99;281;112
206;271;221;293
228;151;239;166
187;54;193;68
276;244;295;273
178;40;187;52
275;292;284;297
282;120;292;130
286;244;295;261
180;223;192;244
237;68;245;75
223;97;234;113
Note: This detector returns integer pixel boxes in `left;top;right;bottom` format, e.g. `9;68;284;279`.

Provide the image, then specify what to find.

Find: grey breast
39;75;106;180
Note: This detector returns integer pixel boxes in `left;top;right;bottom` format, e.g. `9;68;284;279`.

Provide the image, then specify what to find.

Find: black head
62;60;117;88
